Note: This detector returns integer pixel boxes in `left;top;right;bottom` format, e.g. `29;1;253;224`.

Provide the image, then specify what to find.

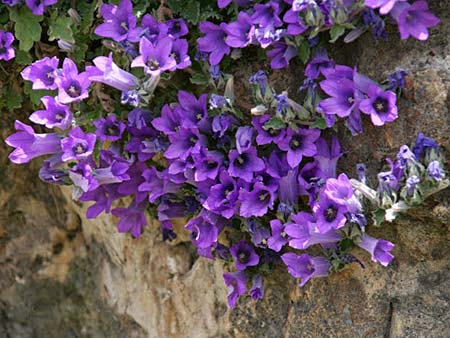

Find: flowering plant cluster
2;0;447;308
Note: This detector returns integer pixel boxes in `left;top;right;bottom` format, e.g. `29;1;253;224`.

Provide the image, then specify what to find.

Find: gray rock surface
1;2;449;337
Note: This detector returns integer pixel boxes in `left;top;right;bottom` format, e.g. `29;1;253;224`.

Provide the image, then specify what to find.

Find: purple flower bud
428;160;444;181
406;175;420;195
249;275;264;300
236;126;254;154
357;234;394;267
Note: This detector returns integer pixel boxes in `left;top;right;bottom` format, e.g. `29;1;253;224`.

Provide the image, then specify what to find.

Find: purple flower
5;121;61;164
406;175;420;195
185;215;220;249
281;253;330;286
319;77;361;118
140;14;168;43
60;127;96;162
225;12;255;48
203;170;240;219
267;42;297;69
112;199;148;238
212;114;238;137
0;31;15;61
236;126;254;154
365;0;406;15
177;90;209;129
21;57;59;90
325;173;354;204
197;22;230;65
171;39;192;70
80;184;122;219
412;132;438;159
29;96;72;130
357;234;394;266
93;114;126;142
239;182;276;217
152;104;182;135
315;136;343;178
228;147;265;182
386;70;407;91
251;1;283;28
253;115;286;146
2;0;22;6
164;128;207;161
428;160;445;181
54;58;91;104
25;0;57;16
69;161;98;193
131;37;177;76
278;128;321;168
167;18;189;38
138;168;180;203
88;53;138;91
391;1;440;41
193;150;223;182
283;9;307;35
218;0;250;8
292;0;318;12
223;271;247;309
286;212;342;250
305;49;335;79
94;0;138;42
362;8;388;40
39;154;68;185
249;275;264;300
313;192;347;233
230;240;260;271
359;85;398;126
267;219;288;252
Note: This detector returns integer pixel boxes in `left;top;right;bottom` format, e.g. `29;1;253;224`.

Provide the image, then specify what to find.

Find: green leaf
263;116;285;131
338;238;354;252
3;90;23;110
297;39;310;64
14;50;33;65
48;13;75;43
310;116;328;129
372;209;386;226
190;73;209;85
9;7;43;51
329;25;346;43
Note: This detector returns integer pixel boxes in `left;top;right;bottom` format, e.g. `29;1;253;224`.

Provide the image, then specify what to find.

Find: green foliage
9;6;43;51
48;12;75;43
167;0;222;24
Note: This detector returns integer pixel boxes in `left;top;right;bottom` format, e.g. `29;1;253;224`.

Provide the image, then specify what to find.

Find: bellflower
298;161;326;201
286;212;342;250
267;219;288;252
177;91;209;130
267;42;297;69
278;127;321;169
305;49;335;79
21;57;60;90
197;22;230;65
247;220;271;247
171;39;192;70
94;0;138;42
140;14;168;43
55;58;91;104
253;115;286;145
239;182;276;217
80;184;122;219
88;53;138;92
283;9;307;35
39;154;68;185
391;1;440;41
357;234;394;266
359;85;398;126
29;96;72;130
185;215;220;249
281;253;330;286
230;240;260;271
313;192;348;233
223;271;247;309
131;37;176;76
325;173;354;204
69;161;98;193
319;77;361;118
5;121;61;164
93;114;126;142
212;114;238;137
25;0;57;16
236;126;254;154
167;19;189;38
228;147;265;182
112;199;148;238
203;170;240;219
412;132;438;159
152;104;183;135
251;2;283;28
428;160;444;181
60;127;96;162
194;150;223;182
315;137;342;178
249;275;264;300
225;12;255;48
0;31;15;61
138;168;180;203
164;128;207;161
365;0;407;15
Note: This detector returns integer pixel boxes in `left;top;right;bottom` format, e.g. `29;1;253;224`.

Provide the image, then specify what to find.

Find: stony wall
1;2;449;337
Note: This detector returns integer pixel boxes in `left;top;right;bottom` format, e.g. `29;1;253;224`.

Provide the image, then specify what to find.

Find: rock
1;2;450;338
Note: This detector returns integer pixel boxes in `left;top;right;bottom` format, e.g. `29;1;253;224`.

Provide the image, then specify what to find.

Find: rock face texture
1;3;449;338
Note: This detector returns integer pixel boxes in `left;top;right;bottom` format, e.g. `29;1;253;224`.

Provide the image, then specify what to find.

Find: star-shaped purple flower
230;240;260;271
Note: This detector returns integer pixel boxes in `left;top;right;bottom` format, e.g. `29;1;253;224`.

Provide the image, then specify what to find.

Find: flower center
147;59;160;71
238;252;249;264
373;97;388;114
73;143;87;155
348;96;354;104
105;124;120;136
206;160;217;170
54;111;66;121
234;153;248;167
289;135;304;150
67;82;81;98
306;264;314;272
258;191;270;202
324;206;338;222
